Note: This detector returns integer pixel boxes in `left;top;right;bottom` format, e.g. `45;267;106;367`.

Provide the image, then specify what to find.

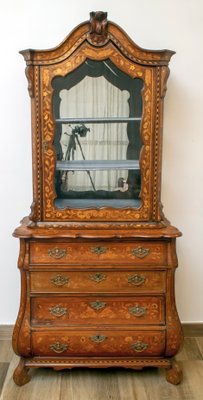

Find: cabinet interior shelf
56;160;140;171
55;117;141;124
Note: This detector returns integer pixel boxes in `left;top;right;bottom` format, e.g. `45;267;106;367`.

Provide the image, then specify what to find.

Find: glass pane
52;60;143;209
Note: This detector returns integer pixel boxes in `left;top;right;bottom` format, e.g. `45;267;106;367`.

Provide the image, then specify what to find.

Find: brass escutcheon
131;247;150;259
50;274;69;287
90;334;107;343
127;274;146;286
50;342;68;353
49;305;68;317
129;304;146;317
89;272;106;283
48;247;67;259
131;340;148;352
91;246;107;255
89;300;106;311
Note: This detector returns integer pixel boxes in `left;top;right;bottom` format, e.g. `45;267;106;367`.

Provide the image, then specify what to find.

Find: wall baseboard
0;323;203;341
0;324;13;340
182;323;203;337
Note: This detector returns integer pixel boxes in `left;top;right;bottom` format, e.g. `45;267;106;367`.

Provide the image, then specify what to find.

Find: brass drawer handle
49;305;68;317
131;340;148;352
89;272;106;283
129;304;146;317
131;247;150;259
127;274;146;286
90;334;107;343
50;342;68;353
50;274;69;287
48;247;67;259
89;300;106;311
91;246;107;255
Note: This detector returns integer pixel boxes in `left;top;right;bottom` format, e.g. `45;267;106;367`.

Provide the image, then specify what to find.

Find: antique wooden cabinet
12;12;183;385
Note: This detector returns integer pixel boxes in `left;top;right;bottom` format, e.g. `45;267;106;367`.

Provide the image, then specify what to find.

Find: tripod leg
75;136;96;191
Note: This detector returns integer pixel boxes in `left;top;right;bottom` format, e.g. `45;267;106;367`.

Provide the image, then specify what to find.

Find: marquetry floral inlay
41;41;153;221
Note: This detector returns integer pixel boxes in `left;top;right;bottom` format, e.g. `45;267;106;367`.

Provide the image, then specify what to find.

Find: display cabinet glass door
52;60;143;209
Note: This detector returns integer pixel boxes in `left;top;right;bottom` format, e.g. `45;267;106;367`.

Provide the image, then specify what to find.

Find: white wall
0;0;203;324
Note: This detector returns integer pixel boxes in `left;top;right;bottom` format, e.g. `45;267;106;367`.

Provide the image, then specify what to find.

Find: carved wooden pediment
88;11;108;46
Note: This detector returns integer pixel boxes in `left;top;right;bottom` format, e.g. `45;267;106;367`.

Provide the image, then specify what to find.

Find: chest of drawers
12;225;183;385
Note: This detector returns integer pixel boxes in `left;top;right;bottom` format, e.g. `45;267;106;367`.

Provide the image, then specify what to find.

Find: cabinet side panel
12;240;31;357
165;269;183;356
28;65;42;221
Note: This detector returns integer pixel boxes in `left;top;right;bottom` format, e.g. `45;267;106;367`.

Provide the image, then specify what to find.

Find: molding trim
0;323;203;341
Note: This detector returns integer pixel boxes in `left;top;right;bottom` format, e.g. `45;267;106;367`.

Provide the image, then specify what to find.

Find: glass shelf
55;117;141;124
55;198;141;209
56;160;140;171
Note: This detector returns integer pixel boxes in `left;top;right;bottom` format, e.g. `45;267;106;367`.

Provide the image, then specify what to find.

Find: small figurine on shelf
117;177;129;192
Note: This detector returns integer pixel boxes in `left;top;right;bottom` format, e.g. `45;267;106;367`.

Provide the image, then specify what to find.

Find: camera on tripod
63;124;96;191
71;124;90;137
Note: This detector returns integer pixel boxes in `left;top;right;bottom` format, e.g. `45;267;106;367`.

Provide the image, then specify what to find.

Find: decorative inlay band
153;66;161;220
26;359;170;367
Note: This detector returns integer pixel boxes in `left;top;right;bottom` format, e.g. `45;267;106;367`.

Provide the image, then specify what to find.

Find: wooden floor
0;337;203;400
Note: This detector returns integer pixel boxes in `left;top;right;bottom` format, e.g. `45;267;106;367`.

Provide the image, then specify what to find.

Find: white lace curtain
59;75;129;192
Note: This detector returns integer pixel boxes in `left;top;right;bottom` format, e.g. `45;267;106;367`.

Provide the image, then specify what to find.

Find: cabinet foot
165;361;182;385
13;358;31;386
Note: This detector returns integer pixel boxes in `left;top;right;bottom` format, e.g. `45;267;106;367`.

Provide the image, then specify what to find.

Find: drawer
31;296;165;326
29;241;167;266
30;270;166;294
31;330;165;357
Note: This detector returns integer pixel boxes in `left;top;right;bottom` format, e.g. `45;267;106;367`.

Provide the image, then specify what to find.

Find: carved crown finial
88;11;108;46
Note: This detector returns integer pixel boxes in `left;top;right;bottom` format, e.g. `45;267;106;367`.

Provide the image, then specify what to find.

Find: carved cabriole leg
165;361;182;385
13;358;30;386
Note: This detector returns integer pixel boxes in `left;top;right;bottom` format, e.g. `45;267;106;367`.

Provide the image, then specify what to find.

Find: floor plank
196;337;203;357
0;354;61;400
61;368;122;400
0;363;9;396
175;337;203;361
0;341;14;363
176;361;203;400
0;340;203;400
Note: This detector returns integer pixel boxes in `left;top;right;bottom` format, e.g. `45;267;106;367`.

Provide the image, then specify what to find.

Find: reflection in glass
52;60;143;209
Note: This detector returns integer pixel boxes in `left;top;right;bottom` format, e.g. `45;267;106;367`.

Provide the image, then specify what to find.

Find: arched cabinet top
20;11;176;224
20;11;175;66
